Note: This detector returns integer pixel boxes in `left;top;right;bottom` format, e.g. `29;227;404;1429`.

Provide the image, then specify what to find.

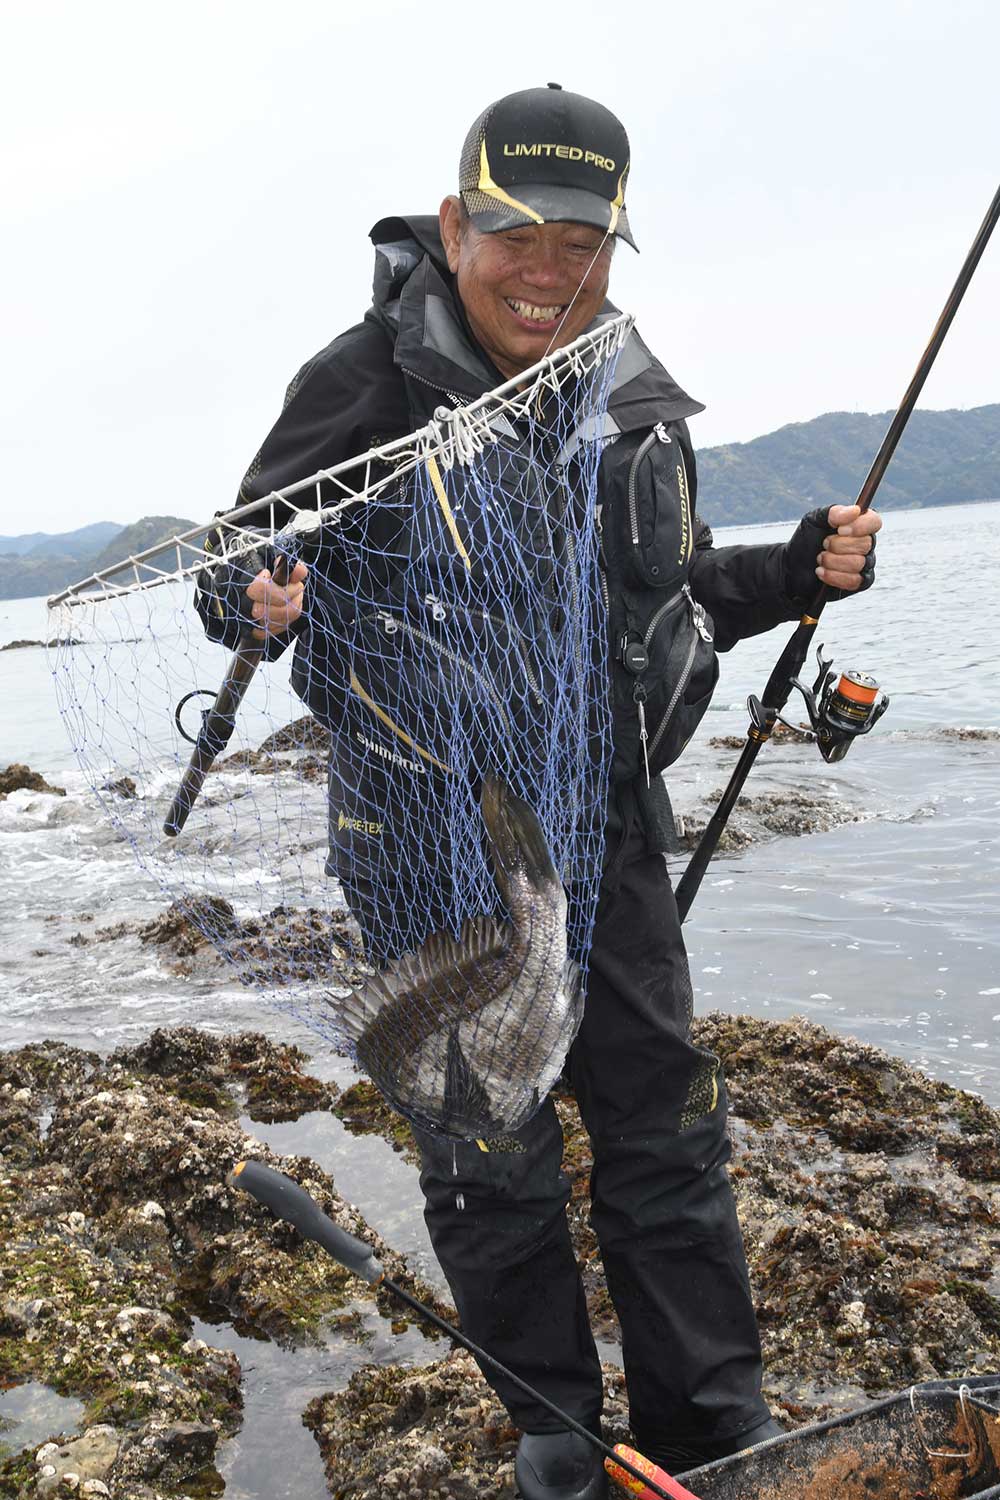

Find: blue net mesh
49;317;631;1138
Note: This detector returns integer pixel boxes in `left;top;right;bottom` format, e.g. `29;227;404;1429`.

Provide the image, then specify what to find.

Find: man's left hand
815;504;882;592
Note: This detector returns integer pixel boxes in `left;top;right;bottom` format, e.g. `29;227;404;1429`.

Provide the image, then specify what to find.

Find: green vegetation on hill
0;516;197;601
696;403;1000;524
85;516;202;575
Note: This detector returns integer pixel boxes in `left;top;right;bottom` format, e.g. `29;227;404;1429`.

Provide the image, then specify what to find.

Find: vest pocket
624;422;694;589
611;585;718;779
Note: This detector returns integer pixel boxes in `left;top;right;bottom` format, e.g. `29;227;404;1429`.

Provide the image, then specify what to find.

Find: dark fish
336;775;581;1138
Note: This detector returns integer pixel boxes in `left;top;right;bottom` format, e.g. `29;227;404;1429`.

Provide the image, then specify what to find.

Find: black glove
784;506;876;604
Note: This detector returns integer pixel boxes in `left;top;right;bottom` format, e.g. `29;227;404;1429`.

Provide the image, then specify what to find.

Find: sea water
1;500;998;1096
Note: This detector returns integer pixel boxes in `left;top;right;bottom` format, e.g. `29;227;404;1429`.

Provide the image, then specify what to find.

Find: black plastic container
683;1376;1000;1499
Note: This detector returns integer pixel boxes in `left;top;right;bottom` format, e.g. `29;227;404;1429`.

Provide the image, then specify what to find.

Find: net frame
48;313;633;610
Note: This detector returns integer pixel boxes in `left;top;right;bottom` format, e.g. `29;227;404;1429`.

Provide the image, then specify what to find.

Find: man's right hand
246;561;309;641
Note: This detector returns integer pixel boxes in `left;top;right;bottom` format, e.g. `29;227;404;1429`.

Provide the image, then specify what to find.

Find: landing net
49;314;632;1138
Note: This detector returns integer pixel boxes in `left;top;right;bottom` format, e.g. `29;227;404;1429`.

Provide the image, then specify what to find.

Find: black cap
458;85;637;250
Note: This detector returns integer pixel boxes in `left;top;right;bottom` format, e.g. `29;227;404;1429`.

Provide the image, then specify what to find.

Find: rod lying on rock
228;1158;702;1500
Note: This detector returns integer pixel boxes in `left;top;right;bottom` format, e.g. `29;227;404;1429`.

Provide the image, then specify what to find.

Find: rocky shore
0;1031;449;1499
2;1015;999;1500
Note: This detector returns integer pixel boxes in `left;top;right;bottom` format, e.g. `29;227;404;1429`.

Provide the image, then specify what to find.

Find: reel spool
787;646;889;762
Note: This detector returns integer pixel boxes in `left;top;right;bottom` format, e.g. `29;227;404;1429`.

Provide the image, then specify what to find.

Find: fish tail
480;775;558;898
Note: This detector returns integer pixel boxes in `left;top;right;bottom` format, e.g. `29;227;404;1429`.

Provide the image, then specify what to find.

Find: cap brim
462;184;638;251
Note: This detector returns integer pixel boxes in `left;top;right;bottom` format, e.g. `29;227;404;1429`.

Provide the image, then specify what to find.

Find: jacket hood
368;214;705;430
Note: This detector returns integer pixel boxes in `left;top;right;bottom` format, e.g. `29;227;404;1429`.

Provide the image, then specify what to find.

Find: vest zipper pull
634;681;651;788
683;583;713;642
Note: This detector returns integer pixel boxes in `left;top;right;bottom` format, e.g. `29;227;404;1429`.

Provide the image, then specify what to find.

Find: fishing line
539;228;615;363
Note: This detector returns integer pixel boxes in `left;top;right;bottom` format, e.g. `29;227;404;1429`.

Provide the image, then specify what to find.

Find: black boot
515;1432;606;1500
641;1416;787;1474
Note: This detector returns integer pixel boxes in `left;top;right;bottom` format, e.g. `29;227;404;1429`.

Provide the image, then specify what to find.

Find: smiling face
439;196;615;379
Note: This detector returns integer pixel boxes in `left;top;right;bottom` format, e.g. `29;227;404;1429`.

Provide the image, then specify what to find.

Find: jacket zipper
376;610;514;734
402;368;467;407
595;505;611;613
642;582;712;650
627;422;672;547
642;584;685;648
452;602;545;708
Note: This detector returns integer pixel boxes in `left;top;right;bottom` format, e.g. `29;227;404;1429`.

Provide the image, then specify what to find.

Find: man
198;86;880;1497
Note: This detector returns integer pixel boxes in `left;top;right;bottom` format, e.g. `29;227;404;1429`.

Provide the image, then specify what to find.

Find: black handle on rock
229;1159;384;1284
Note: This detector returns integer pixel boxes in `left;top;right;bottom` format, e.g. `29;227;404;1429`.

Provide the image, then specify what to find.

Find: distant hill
0;522;122;559
85;516;202;575
696;404;1000;524
0;516;198;601
3;404;998;597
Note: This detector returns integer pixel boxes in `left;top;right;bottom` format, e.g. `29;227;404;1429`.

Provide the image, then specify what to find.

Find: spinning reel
749;644;889;764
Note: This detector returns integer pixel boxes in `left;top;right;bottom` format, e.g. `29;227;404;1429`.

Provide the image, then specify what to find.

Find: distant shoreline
713;493;1000;533
0;497;998;612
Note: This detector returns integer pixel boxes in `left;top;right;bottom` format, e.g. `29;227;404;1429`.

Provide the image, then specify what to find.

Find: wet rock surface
701;1015;1000;1419
0;639;81;652
932;726;1000;742
0;1030;447;1499
304;1351;631;1500
249;1020;1000;1500
3;1018;999;1496
99;777;138;800
680;785;864;851
212;715;331;783
70;897;368;989
707;721;814;752
314;1017;1000;1429
0;764;66;800
571;1016;1000;1418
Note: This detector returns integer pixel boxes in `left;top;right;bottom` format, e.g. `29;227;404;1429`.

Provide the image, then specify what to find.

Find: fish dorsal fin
370;913;509;1002
459;912;508;963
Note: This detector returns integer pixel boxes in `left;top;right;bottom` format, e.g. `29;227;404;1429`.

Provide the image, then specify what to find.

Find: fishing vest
597;419;719;782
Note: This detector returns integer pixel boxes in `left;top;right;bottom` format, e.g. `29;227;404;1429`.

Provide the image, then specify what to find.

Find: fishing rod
163;555;292;837
675;179;1000;923
228;1159;704;1500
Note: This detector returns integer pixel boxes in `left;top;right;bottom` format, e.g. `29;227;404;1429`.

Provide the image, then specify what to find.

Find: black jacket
197;215;821;776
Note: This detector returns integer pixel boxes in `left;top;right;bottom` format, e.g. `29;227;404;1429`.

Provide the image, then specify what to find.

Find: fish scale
333;775;582;1138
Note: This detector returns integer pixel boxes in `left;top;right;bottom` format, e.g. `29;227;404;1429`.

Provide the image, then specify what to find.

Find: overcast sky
4;0;998;535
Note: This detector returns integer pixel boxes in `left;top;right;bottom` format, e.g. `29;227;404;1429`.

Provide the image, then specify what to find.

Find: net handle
162;555;291;836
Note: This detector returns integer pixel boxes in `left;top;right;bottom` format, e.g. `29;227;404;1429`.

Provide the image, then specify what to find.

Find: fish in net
48;314;633;1138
